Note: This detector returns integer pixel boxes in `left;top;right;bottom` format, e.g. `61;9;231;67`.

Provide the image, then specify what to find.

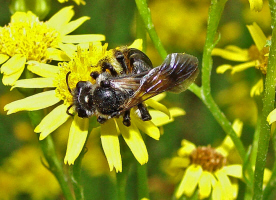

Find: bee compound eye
76;81;88;89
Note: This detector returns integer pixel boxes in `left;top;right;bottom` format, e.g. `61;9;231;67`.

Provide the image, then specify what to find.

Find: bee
66;48;199;126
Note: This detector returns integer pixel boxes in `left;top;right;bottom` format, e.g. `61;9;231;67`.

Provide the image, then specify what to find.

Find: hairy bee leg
115;50;127;73
137;103;152;121
102;62;118;76
97;116;107;124
90;71;100;80
123;110;131;127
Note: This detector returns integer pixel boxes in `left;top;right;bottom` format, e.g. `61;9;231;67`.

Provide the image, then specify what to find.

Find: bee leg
102;62;118;76
123;110;131;126
137;103;152;121
90;71;100;80
97;116;107;124
115;50;127;73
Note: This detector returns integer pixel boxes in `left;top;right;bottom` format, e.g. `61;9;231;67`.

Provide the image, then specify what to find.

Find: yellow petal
129;39;143;50
47;6;74;31
101;119;122;172
223;165;242;178
212;47;249;62
62;34;105;44
176;165;202;198
198;171;213;199
215;169;233;199
36;104;71;140
216;64;232;74
132;114;160;140
169;107;186;118
146;99;171;118
2;67;25;86
149;110;173;126
58;43;77;59
61;16;90;35
169;157;190;169
27;61;59;78
0;54;9;64
216;119;243;157
64;116;89;165
267;108;276;125
11;77;55;90
247;22;266;51
151;93;166;101
263;168;272;185
116;119;148;165
250;78;263;97
47;48;70;61
1;54;26;75
248;0;263;12
231;61;256;74
212;181;223;200
177;140;196;156
4;90;60;114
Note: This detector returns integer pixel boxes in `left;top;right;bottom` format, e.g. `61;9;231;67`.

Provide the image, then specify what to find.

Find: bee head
66;72;96;118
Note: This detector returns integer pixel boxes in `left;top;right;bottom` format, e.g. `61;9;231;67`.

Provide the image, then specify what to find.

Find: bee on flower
0;6;105;85
212;22;269;97
4;39;187;172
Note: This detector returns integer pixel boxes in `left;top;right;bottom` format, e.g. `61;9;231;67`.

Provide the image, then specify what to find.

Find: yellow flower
248;0;263;12
167;119;244;199
0;6;105;85
0;146;61;199
4;39;185;172
212;22;269;97
58;0;86;5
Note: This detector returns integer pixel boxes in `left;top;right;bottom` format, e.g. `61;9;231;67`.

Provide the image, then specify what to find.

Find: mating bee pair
66;47;199;127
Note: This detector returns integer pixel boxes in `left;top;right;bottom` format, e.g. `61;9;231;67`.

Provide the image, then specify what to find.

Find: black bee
67;48;199;126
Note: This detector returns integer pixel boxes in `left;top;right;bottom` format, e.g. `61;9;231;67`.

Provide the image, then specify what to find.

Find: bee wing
109;70;149;91
121;53;199;112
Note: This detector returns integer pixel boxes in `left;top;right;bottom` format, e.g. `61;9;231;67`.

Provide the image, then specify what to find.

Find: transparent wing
120;53;199;112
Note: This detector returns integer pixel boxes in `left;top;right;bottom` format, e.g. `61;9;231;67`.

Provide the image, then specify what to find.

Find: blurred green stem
28;110;74;200
253;0;276;198
70;148;86;200
135;0;167;59
137;163;149;199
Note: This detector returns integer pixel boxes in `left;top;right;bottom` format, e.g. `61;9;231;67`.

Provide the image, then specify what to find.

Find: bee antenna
66;71;72;93
66;104;74;116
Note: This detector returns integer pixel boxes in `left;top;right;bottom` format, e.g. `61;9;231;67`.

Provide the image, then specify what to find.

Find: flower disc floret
0;12;60;62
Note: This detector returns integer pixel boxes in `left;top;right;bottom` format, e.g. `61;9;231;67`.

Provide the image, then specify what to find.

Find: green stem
253;0;276;197
28;110;74;200
116;171;127;200
70;148;86;200
135;0;167;59
263;128;276;199
137;163;149;199
201;0;249;165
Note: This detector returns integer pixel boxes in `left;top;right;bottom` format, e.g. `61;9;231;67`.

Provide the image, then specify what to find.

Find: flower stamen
190;145;226;172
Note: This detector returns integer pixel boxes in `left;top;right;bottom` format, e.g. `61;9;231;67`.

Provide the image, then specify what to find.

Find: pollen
54;42;107;105
248;45;269;75
190;145;226;172
0;12;60;63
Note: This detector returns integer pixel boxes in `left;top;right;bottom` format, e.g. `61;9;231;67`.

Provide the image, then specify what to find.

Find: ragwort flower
58;0;86;5
0;6;104;85
4;39;185;172
248;0;263;12
167;120;243;199
212;22;269;97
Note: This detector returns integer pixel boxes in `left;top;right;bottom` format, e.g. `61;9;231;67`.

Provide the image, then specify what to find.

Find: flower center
190;145;226;172
55;43;108;105
0;12;60;62
248;45;269;75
